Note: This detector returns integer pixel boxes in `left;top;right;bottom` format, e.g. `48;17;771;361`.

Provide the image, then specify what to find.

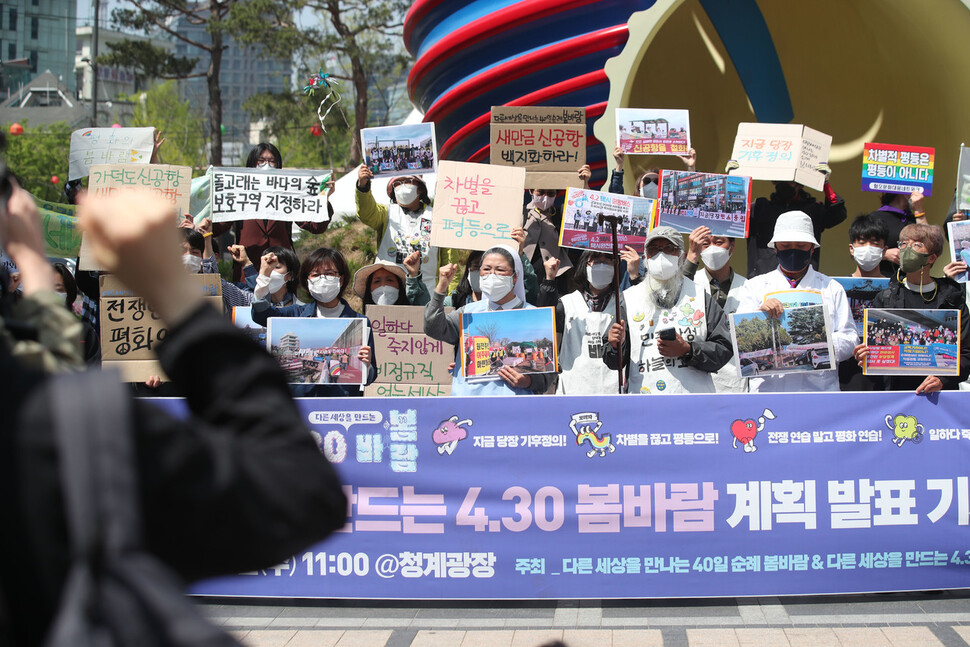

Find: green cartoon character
886;414;924;447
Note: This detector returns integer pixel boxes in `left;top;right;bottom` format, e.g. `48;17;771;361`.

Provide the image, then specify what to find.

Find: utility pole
91;0;99;127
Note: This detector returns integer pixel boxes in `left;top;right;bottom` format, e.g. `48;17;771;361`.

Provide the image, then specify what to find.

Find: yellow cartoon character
886;414;923;447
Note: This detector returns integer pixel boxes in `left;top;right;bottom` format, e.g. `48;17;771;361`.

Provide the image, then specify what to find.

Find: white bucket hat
768;210;819;248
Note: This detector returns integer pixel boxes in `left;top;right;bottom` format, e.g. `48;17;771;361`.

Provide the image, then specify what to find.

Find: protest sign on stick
559;187;654;252
490;106;585;189
861;143;934;196
209;167;332;223
361;123;437;178
69;127;154;181
430;161;525;251
728;123;831;191
616;108;690;155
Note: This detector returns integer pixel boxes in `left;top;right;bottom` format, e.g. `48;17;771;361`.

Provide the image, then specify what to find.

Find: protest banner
79;164;193;270
362;123;437;178
100;274;221;382
728;123;831;191
31;193;81;259
490;106;585;189
832;277;890;336
657;170;751;238
161;390;970;599
861;142;934;196
947;221;970;283
209;167;332;224
864;308;961;377
69;126;155;181
731;304;834;378
616;108;690;155
266;317;368;386
459;307;557;380
956;145;970;211
430;161;525;251
365;305;455;391
559;187;653;252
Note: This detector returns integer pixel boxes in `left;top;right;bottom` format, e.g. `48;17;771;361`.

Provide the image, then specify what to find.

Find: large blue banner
151;392;970;599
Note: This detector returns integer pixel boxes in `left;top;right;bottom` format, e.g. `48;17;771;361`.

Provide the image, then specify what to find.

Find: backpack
45;370;240;647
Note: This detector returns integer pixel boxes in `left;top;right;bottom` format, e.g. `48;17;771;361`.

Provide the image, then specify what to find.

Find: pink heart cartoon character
730;408;775;453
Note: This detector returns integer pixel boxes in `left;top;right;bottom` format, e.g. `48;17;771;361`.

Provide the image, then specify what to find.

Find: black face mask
774;183;797;202
777;247;812;272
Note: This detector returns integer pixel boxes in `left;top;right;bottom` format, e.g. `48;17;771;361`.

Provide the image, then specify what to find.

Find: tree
125;81;208;169
3;122;71;201
785;307;826;345
474;319;501;344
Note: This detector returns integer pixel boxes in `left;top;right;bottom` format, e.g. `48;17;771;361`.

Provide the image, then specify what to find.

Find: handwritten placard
616;107;691;155
490;106;585;190
430;161;525;251
69;127;154;181
366;304;455;390
209;167;332;223
729;123;831;191
31;193;81;259
862;143;934;196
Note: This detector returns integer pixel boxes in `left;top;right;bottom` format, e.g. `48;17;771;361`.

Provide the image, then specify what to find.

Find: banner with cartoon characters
151;392;970;599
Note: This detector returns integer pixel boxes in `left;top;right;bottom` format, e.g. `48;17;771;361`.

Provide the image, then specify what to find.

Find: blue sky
462;308;556;342
267;317;363;348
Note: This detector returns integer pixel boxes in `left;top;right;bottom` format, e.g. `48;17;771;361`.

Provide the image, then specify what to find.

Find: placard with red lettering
490;106;586;190
657;171;751;238
430;161;525;251
861;142;934;196
863;308;960;376
559;187;654;252
616;108;690;155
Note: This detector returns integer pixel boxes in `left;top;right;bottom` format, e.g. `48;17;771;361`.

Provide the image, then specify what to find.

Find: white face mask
468;270;481;293
640;182;658;199
394;183;419;206
533;195;555;211
646;252;680;281
256;160;275;169
701;245;731;271
182;253;202;273
266;270;288;294
308;275;341;304
852;245;884;271
372;285;400;306
480;273;514;301
586;263;614;289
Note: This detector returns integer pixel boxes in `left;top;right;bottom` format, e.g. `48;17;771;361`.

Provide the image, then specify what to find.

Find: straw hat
353;259;407;297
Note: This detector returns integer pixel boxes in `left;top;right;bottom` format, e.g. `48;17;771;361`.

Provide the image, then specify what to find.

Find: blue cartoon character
678;302;703;327
886;414;923;447
730;408;776;453
432;416;473;455
569;412;615;458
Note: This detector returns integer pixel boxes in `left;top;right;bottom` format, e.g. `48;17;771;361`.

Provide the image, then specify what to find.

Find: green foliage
3;122;72;201
124;81;208;170
98;40;199;81
786;307;826;345
735;315;791;353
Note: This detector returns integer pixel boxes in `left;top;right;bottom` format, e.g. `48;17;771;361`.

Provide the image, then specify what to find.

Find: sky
268;318;364;349
462;308;556;343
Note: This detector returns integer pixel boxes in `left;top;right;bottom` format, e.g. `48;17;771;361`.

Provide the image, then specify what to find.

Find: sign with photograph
361;123;437;178
946;221;970;283
657;170;751;238
209;167;332;223
232;306;266;347
558;187;653;252
490;106;586;190
832;277;890;336
730;304;834;378
459;307;558;380
615;108;690;155
266;317;368;386
430;161;525;251
728;123;831;191
69;126;154;180
864;308;960;377
956;146;970;211
861;142;934;196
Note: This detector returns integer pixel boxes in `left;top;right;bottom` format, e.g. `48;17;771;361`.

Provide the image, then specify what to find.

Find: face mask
266;270;288;294
394;183;419;206
182;253;202;273
586;263;614;289
646;252;679;281
256;160;275;169
480;273;514;301
640;183;658;199
468;270;481;293
776;247;812;272
774;183;797;201
533;195;555;211
701;245;731;271
372;285;400;306
899;247;931;274
852;245;883;272
308;275;341;303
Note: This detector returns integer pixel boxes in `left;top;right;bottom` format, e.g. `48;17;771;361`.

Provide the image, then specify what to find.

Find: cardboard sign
616;108;691;155
730;304;834;378
559;187;654;252
361;123;437;178
209;167;333;223
31;193;81;259
657;170;751;238
490;106;586;190
864;308;960;376
459;307;558;380
80;164;193;270
861;142;934;196
430;161;525;251
266;317;368;386
957;146;970;211
728;123;831;191
363;383;451;397
69;126;154;181
100;274;221;381
366;304;455;388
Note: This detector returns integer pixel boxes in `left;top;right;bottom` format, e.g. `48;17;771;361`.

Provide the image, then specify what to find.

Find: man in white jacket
734;210;858;392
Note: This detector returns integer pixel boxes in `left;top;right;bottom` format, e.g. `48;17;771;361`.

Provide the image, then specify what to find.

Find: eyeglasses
310;270;341;279
898;240;929;253
391;178;416;188
645;243;680;257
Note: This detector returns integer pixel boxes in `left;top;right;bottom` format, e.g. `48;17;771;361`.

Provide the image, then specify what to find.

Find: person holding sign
212;144;335;281
867;190;927;277
734;211;858;392
603;227;733;394
424;245;553;395
852;224;970;393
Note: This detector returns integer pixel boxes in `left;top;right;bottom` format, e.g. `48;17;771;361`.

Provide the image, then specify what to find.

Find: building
278;332;300;355
0;0;77;100
0;69;87;127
